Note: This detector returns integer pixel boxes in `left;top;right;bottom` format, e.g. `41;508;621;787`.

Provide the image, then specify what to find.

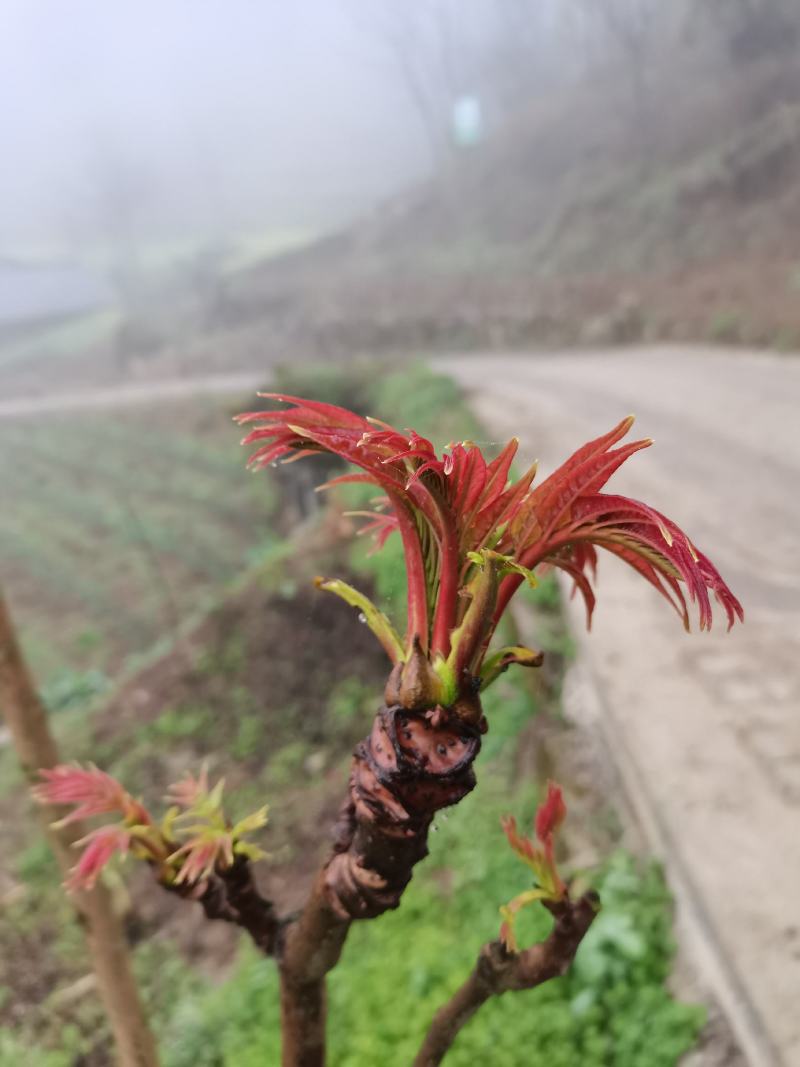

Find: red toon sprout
34;763;267;892
237;398;742;708
34;763;149;826
500;781;571;951
64;825;134;892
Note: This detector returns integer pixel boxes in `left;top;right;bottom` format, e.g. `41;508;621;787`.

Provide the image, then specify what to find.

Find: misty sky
1;0;430;255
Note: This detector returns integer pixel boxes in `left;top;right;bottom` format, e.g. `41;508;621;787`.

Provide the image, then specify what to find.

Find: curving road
439;346;800;1067
0;371;265;419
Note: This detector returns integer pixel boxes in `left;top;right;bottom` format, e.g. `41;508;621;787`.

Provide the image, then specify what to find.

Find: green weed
41;669;111;713
14;840;59;888
264;740;310;788
707;308;744;344
142;705;215;743
231;714;265;761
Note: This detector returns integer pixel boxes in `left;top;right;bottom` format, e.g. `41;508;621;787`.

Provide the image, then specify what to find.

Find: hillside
235;52;800;354
4;44;800;400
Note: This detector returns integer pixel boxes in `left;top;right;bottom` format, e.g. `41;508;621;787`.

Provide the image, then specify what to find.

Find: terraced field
0;396;277;696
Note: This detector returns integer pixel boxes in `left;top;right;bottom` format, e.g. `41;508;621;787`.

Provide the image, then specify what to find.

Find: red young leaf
237;398;742;705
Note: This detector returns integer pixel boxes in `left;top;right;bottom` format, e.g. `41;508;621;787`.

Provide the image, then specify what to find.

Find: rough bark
274;694;484;1064
165;854;281;955
278;870;351;1067
413;892;600;1067
0;591;160;1067
156;681;581;1067
326;699;482;918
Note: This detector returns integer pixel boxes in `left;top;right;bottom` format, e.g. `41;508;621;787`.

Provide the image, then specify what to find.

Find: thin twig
413;892;600;1067
0;591;160;1067
163;855;282;956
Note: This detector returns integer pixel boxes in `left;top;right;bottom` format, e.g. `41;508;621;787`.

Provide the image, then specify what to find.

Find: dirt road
0;371;265;419
440;346;800;1067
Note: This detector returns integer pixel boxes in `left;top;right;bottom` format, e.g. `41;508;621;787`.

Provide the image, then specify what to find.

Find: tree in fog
351;0;476;161
83;140;152;307
565;0;672;160
694;0;799;64
79;138;163;367
350;0;567;161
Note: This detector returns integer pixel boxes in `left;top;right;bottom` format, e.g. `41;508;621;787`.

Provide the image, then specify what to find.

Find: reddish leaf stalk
413;892;599;1067
388;490;430;652
430;520;461;659
237;399;741;694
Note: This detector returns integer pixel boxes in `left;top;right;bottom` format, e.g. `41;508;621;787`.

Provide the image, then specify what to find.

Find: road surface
0;371;264;419
440;347;800;1067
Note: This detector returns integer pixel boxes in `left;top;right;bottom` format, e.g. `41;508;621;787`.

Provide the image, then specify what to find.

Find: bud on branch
237;399;742;720
34;763;267;892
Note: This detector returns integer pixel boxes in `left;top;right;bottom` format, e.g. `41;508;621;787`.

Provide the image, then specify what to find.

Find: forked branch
413;892;600;1067
164;855;281;955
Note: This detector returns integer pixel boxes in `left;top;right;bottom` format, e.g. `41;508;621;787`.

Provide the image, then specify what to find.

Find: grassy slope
0;398;277;691
236;56;800;352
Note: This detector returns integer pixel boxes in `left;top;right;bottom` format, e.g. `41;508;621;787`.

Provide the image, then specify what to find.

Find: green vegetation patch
0;398;278;688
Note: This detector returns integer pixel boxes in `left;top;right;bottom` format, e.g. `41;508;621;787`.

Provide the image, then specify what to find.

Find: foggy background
1;0;430;250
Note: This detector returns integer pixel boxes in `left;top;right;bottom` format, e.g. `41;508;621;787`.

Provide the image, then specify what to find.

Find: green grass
0;399;278;689
0;309;121;370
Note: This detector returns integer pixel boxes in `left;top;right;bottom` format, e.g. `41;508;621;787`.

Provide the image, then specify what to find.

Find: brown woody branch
163;855;281;955
273;691;485;1066
412;891;600;1067
156;682;518;1067
278;870;351;1067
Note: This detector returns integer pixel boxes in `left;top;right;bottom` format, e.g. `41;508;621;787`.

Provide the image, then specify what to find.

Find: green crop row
0;398;277;691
